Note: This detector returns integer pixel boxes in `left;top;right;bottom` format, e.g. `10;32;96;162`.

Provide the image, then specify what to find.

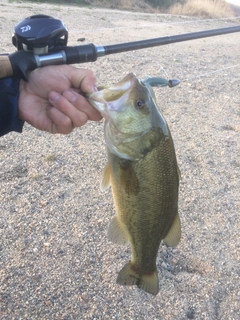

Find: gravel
0;1;239;319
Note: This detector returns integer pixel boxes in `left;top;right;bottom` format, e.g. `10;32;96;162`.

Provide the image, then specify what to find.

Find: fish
88;73;181;295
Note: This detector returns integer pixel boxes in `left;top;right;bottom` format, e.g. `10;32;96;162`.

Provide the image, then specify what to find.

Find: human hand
18;65;102;134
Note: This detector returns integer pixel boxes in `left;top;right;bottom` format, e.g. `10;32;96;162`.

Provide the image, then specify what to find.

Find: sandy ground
0;1;240;319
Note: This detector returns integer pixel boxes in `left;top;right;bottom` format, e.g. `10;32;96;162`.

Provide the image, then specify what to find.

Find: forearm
0;77;24;137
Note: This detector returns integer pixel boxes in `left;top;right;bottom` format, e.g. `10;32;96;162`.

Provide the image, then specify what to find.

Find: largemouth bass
88;73;181;295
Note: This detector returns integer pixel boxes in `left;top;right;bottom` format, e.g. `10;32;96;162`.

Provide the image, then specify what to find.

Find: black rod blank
102;25;240;55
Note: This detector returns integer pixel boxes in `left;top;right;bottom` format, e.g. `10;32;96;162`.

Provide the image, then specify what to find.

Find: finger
47;106;74;134
62;90;102;121
48;91;89;128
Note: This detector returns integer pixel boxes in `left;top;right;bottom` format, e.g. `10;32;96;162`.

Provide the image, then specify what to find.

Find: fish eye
135;99;145;109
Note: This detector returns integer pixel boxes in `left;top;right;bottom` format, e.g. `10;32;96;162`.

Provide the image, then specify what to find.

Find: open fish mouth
88;73;137;117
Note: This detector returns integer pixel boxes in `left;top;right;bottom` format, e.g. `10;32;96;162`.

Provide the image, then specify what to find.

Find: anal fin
163;213;181;247
117;262;159;296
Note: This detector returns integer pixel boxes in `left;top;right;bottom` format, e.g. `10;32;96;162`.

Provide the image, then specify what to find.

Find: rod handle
0;56;13;78
0;51;38;81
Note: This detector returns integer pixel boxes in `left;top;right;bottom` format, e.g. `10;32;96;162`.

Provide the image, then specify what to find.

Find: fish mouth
88;73;137;117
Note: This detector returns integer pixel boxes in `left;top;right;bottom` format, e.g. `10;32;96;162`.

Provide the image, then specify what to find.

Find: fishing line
166;16;240;24
154;63;240;88
78;16;240;33
130;53;240;86
77;16;240;86
178;63;240;84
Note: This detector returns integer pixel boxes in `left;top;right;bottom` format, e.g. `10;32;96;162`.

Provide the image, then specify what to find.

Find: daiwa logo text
21;25;31;32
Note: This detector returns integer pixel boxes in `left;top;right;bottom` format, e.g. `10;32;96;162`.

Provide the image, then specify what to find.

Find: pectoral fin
100;162;111;191
107;215;129;246
163;213;181;247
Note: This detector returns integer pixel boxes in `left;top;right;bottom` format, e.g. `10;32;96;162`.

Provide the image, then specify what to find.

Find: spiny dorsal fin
163;213;181;247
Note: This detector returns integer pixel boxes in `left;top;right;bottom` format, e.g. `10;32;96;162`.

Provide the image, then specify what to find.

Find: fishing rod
0;14;240;80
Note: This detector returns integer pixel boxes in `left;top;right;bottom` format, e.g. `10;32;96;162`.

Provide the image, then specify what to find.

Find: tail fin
117;262;159;295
